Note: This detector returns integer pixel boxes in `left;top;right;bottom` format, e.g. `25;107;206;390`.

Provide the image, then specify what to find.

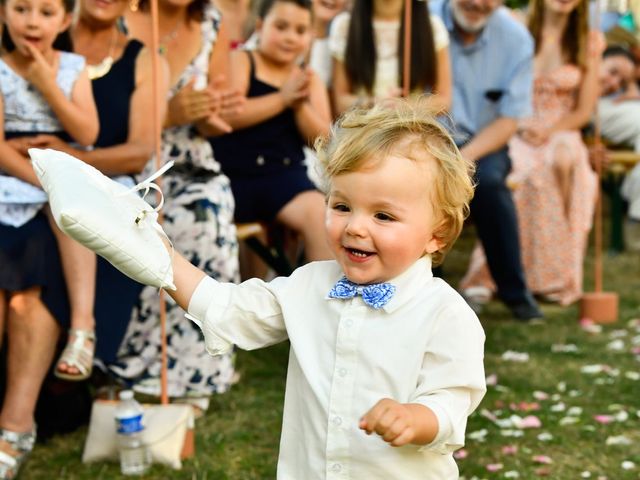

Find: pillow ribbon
121;161;174;226
119;160;176;289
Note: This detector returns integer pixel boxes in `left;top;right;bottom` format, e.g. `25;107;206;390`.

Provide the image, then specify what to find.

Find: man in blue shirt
432;0;543;320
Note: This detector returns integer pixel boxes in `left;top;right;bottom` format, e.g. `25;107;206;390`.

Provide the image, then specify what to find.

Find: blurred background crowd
0;0;639;476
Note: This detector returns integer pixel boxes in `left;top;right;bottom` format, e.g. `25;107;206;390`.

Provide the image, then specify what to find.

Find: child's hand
359;398;417;447
26;134;71;153
6;134;54;156
6;137;33;156
168;78;216;126
24;44;57;94
280;66;310;108
208;74;245;118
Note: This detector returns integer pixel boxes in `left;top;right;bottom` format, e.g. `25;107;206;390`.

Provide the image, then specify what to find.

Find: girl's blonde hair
528;0;589;68
315;99;475;266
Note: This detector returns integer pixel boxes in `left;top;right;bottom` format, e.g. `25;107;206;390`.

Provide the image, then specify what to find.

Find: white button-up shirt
188;257;486;479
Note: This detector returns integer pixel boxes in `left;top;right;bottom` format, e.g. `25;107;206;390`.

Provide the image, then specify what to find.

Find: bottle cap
118;390;134;401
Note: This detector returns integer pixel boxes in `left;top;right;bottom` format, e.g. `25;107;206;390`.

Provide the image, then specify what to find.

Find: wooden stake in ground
402;0;412;98
148;0;195;458
579;0;618;323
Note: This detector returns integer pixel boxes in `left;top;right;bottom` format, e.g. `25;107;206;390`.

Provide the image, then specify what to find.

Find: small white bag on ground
81;400;194;469
29;148;175;290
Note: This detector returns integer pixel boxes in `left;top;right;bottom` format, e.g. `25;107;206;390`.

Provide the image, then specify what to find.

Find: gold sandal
54;328;96;381
0;426;36;480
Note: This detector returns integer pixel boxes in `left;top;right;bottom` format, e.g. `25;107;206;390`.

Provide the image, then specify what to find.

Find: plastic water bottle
115;390;151;475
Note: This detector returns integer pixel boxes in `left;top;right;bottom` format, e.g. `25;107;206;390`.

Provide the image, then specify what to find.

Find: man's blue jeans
470;147;531;305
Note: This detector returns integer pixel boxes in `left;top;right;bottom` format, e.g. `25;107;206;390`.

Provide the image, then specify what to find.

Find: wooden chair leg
235;223;293;277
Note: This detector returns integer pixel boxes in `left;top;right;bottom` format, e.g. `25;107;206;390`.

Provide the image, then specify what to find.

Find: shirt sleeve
430;15;449;51
328;12;351;62
409;301;486;454
188;275;289;356
498;36;534;119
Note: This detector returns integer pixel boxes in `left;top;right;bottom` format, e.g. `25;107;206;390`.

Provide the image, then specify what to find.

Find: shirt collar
382;257;433;313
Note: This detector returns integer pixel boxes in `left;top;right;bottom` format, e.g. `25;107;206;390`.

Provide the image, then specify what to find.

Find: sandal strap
68;328;96;343
59;342;93;376
0;441;30;480
0;427;36;453
57;329;96;377
0;450;17;469
0;428;36;479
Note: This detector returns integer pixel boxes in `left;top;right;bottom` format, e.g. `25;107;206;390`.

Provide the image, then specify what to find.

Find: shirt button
345;319;353;327
256;155;265;166
283;157;291;166
330;463;342;472
338;368;347;377
332;416;342;426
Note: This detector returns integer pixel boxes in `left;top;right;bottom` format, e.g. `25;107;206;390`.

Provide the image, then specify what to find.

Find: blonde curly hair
315;99;475;266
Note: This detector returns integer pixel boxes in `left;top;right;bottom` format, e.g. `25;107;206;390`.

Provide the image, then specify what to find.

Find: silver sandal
54;328;96;381
0;426;36;480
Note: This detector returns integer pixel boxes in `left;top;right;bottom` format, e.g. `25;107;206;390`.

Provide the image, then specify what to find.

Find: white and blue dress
0;52;85;326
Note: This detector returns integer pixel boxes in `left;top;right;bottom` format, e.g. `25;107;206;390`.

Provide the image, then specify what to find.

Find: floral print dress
461;65;597;305
111;7;240;398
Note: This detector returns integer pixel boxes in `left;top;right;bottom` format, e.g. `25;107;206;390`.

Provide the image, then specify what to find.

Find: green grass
22;226;640;479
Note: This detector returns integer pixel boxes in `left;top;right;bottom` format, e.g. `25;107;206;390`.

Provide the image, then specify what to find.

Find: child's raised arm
29;48;170;176
165;250;207;311
291;67;331;143
25;45;99;147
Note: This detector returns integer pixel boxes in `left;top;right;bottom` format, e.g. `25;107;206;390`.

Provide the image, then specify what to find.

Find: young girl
461;0;601;307
210;0;333;262
0;0;100;382
329;0;452;115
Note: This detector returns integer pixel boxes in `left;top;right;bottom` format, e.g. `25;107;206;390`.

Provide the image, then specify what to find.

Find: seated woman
597;46;640;250
110;0;242;408
461;0;601;307
210;0;333;263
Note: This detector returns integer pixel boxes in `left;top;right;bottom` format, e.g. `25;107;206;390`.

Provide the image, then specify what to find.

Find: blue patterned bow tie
328;277;396;309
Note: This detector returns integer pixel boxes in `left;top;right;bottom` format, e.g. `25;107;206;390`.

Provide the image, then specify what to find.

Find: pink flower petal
594;414;615;424
520;401;541;411
453;449;468;460
533;391;549;401
486;463;504;472
533;455;553;464
517;415;542;428
502;445;518;455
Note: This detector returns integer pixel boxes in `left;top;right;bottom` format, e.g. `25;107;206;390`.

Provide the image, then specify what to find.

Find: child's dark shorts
229;165;318;223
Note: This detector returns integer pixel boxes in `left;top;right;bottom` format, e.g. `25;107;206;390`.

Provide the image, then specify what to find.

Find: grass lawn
21;225;640;479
